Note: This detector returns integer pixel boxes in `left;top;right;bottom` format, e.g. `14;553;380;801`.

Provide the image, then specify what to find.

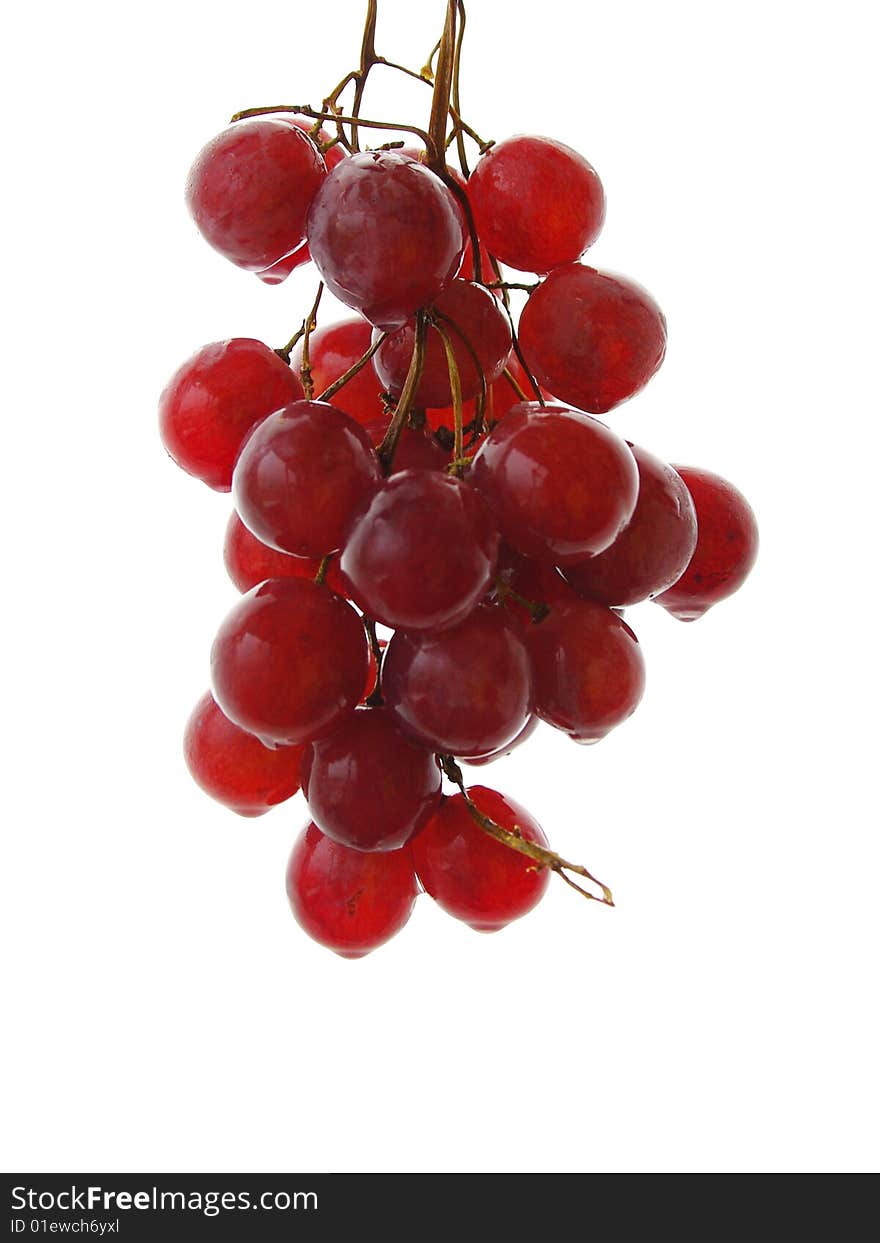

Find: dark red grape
306;151;467;328
223;513;349;596
211;578;368;747
287;822;419;957
301;707;442;852
340;470;499;631
387;427;449;473
382;605;532;757
654;467;759;621
184;691;305;817
526;598;645;743
232;399;380;557
470;403;638;563
159;339;303;492
291;318;386;428
469;135;605;274
519;264;667;413
562;444;698;606
186;120;326;271
495;546;578;627
412;787;550;931
461;715;539;766
373;279;512;408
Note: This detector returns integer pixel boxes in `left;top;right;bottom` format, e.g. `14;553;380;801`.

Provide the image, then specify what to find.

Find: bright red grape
527;598;645;743
184;691;305;817
301;707;442;852
291;318;386;427
223;512;349;596
211;578;368;747
254;118;345;284
412;787;550;931
287;822;418;957
159;339;303;492
232;399;380;557
469;135;605;274
654;467;759;621
306;151;467;328
382;605;532;757
387;426;449;473
373;280;512;408
340;470;499;631
186;119;326;271
519;264;667;413
470;402;638;563
562;444;698;606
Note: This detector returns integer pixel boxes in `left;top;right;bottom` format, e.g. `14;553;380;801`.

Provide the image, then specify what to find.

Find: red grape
562;444;698;606
184;691;305;817
340;470;500;631
373;279;512;408
301;706;442;852
254;118;345;284
291;318;386;427
387;426;449;473
412;788;550;931
495;546;577;627
232;399;380;557
469;135;605;274
186;119;326;271
519;264;667;413
211;578;368;747
287;823;418;957
223;512;349;596
159;339;303;492
382;604;532;757
470;402;638;563
527;598;645;743
306;151;467;328
654;467;759;621
462;715;539;766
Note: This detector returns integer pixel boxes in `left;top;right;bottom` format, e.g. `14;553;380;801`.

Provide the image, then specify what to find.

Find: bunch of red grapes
160;1;758;958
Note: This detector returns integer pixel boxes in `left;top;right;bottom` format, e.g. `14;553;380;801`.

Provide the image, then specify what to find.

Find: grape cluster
161;1;758;958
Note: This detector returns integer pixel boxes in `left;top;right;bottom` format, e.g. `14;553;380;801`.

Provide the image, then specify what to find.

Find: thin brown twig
439;757;614;906
378;312;428;471
317;333;388;404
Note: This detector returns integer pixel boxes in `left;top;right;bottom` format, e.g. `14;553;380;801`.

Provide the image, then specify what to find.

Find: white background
3;0;878;1174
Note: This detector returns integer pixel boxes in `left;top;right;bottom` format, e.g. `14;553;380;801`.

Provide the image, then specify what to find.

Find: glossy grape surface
211;578;368;746
301;707;442;852
232;400;380;556
519;264;667;413
526;598;646;743
654;467;759;621
186;120;326;271
306;151;467;328
470;403;638;563
563;444;698;606
159;339;303;492
469;135;605;273
287;823;419;957
412;788;550;931
340;471;499;631
184;691;305;817
382;605;532;757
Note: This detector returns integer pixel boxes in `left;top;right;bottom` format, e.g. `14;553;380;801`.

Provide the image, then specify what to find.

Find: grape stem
316;332;389;404
438;756;615;907
275;284;323;366
433;318;465;468
494;578;550;623
231;104;440;164
501;366;529;403
378;312;428;471
299;282;324;399
314;555;332;585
